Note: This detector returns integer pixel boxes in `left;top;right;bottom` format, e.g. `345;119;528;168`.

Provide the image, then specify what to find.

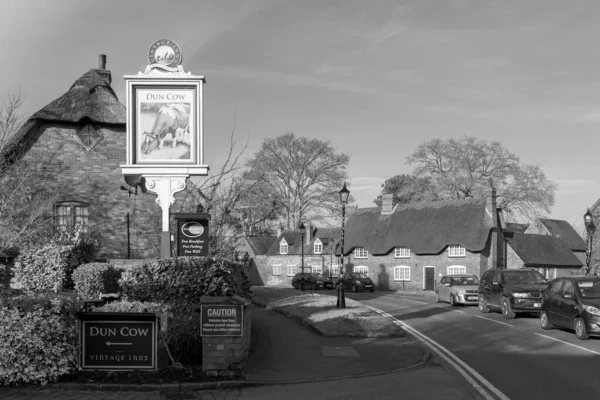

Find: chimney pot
98;54;107;70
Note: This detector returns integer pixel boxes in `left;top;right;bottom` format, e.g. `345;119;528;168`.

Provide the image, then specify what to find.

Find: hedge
119;257;251;312
0;294;79;385
72;262;121;300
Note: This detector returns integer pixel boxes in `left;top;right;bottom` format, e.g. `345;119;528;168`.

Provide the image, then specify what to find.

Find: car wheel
352;284;357;293
478;295;490;313
540;311;552;330
575;317;590;340
435;292;441;303
501;297;516;319
450;295;456;307
311;282;317;290
292;282;298;290
369;287;374;293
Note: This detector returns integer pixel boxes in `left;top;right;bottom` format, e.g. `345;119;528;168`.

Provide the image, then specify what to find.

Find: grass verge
251;287;403;338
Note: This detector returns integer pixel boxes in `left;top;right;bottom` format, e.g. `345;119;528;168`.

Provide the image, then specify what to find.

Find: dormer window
354;248;368;259
394;247;410;258
314;239;323;254
280;239;288;255
448;245;466;257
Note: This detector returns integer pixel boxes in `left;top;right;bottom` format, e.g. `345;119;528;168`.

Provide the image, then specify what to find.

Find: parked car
540;275;600;340
436;274;480;306
292;273;334;290
478;268;549;319
335;272;374;292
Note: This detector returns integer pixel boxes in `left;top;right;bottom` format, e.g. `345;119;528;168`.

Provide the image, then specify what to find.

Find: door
557;280;577;327
544;279;564;325
489;270;503;307
438;277;448;302
425;267;435;290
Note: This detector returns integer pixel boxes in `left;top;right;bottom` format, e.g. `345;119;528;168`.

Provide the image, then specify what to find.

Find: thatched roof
539;218;586;251
1;68;125;162
507;233;583;268
342;198;494;255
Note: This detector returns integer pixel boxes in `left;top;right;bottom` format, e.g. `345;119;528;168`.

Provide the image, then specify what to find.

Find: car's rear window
578;280;600;298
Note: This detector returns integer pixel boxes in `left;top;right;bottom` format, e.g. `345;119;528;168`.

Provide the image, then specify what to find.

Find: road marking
436;305;464;313
534;333;600;356
475;315;514;327
399;298;429;304
368;306;510;400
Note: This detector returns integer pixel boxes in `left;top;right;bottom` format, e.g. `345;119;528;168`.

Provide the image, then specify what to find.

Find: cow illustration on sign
139;102;191;160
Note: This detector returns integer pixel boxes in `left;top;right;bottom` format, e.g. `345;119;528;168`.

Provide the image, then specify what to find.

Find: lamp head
299;222;306;235
339;182;350;204
585;209;594;229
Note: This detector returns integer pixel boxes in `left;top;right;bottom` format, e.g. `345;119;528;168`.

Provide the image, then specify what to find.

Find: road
344;290;600;400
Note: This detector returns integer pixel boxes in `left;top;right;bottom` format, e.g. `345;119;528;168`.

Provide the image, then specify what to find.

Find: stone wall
201;298;251;378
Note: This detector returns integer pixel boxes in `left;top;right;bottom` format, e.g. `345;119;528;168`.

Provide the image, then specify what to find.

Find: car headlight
355;280;362;285
457;290;466;295
584;305;600;316
513;292;530;298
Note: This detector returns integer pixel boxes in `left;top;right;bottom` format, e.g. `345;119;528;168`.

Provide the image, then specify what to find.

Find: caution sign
200;304;243;337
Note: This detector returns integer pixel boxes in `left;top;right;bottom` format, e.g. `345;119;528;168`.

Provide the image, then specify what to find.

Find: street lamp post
584;209;596;275
299;222;306;291
337;182;350;309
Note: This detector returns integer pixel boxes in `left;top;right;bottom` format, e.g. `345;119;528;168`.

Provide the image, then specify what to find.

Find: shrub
119;257;251;311
0;294;79;385
72;262;122;300
12;234;100;293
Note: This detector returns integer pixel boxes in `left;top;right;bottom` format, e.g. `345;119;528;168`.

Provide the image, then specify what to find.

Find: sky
1;0;600;233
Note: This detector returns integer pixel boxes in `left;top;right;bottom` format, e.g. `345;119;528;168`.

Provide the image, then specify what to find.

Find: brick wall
261;254;339;286
201;303;251;378
343;247;491;291
19;122;162;259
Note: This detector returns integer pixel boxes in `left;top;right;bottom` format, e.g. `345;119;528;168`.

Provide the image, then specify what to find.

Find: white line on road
368;306;510;400
475;315;514;327
399;298;429;304
534;333;600;356
436;306;464;313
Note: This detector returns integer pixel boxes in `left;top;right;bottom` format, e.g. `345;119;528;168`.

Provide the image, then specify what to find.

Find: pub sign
79;312;157;370
174;213;210;257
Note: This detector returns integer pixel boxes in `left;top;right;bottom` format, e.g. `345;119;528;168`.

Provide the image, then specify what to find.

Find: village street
351;290;600;400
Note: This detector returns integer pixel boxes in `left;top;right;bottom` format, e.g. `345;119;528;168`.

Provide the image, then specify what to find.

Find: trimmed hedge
0;294;79;385
13;237;99;293
119;257;251;311
72;262;122;300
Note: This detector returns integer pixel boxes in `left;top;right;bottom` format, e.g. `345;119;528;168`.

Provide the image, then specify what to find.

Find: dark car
292;273;334;290
478;268;548;319
335;272;374;292
540;276;600;340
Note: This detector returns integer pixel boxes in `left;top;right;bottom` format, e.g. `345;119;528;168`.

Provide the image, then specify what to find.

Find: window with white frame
354;248;369;258
393;266;411;281
394;247;410;258
447;245;466;257
447;265;466;275
272;264;282;276
56;201;89;233
287;265;297;276
279;239;288;255
311;264;323;274
313;239;323;254
354;266;369;275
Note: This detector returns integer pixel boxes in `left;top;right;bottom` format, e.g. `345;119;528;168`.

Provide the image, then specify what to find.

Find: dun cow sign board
79;312;158;370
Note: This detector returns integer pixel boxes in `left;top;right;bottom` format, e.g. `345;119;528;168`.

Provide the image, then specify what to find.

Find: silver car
436;274;480;306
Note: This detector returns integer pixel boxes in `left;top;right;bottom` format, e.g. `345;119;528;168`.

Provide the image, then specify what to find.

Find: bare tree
406;136;556;222
245;133;351;229
0;91;63;252
172;119;279;258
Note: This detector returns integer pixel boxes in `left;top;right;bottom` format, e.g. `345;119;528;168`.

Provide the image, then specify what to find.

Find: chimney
98;54;107;70
307;222;313;243
486;179;501;268
381;194;395;215
486;179;497;222
277;222;284;237
95;54;112;85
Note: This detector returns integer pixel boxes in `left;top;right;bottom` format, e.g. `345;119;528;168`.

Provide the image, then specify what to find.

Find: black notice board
174;213;210;257
79;312;157;370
